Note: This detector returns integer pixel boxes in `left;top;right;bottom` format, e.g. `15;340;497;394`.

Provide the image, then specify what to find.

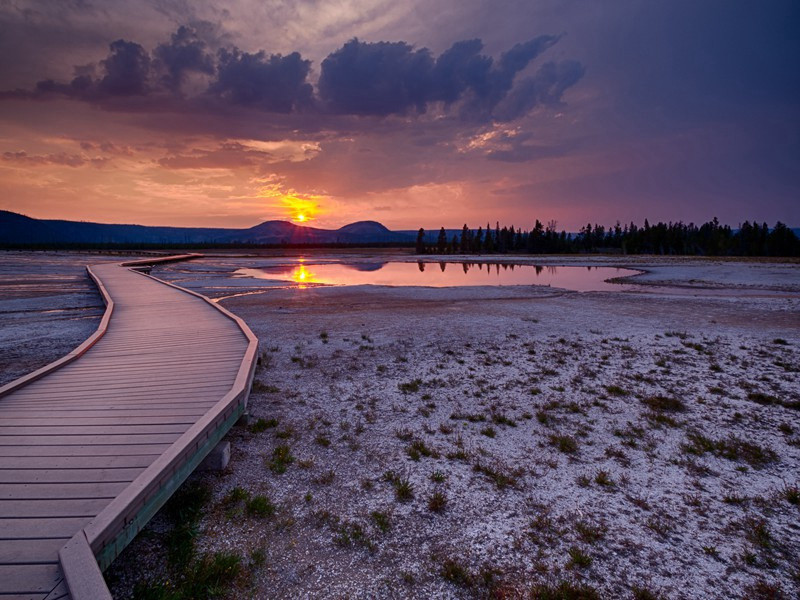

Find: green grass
641;395;685;412
249;417;278;433
440;558;472;587
682;431;778;468
567;546;592;569
398;379;422;393
604;384;628;397
267;444;295;474
428;490;447;513
549;434;579;454
246;495;275;518
370;510;391;533
529;581;600;599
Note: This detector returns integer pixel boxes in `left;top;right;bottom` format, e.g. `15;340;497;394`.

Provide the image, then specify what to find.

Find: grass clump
249;417;278;433
398;379;422;394
641;395;685;412
384;471;415;502
480;426;496;438
245;495;275;518
370;510;391;533
440;558;472;587
406;439;440;461
267;444;295;474
529;581;600;599
567;546;592;569
428;490;447;513
604;385;628;397
682;431;777;468
473;461;520;490
549;433;579;454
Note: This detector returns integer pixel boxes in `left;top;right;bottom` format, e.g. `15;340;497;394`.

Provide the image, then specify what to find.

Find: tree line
415;218;800;256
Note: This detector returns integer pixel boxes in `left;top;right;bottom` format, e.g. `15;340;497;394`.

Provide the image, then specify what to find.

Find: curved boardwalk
0;257;257;599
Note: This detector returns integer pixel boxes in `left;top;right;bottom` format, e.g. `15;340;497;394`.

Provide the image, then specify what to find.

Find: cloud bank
4;26;583;123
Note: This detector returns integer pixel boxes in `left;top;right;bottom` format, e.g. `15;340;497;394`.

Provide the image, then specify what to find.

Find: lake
234;261;640;292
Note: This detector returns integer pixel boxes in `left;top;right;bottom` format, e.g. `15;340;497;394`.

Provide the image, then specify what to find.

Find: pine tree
415;228;426;254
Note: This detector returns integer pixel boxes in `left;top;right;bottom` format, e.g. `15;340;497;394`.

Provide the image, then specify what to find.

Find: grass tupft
641;395;685;412
682;431;777;468
268;444;295;474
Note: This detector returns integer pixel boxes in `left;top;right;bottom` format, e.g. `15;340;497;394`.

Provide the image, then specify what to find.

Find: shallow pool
234;261;640;292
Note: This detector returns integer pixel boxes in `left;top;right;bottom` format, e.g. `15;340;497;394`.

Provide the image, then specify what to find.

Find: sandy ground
1;252;798;598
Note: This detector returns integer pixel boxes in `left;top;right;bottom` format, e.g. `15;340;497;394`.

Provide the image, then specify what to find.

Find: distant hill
0;211;414;246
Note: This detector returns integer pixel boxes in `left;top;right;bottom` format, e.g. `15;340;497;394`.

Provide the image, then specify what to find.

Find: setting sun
296;213;307;222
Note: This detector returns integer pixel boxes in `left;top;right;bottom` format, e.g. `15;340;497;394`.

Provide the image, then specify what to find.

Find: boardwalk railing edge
49;254;257;600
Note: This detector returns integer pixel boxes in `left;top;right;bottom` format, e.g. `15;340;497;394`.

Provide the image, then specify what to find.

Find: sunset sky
0;0;797;230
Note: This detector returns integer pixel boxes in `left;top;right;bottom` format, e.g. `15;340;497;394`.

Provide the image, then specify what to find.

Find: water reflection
235;261;640;292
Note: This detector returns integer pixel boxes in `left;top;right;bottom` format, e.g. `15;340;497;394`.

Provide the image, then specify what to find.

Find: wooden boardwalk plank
0;565;61;593
0;499;111;518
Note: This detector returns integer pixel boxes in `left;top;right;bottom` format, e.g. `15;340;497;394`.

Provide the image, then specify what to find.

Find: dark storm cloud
317;35;578;120
3;27;580;124
211;49;313;112
98;39;151;96
154;26;215;91
493;59;586;121
318;39;434;115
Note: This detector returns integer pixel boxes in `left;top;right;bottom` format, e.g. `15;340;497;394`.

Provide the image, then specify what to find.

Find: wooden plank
8;382;236;400
0;444;171;457
0;538;67;564
0;408;210;419
0;564;61;593
0;482;128;500
0;416;196;426
43;579;69;600
0;499;110;518
0;456;158;470
0;468;144;484
0;518;91;539
0;433;181;446
0;424;189;436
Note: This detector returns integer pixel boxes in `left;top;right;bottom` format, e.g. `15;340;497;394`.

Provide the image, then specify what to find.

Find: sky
0;0;797;230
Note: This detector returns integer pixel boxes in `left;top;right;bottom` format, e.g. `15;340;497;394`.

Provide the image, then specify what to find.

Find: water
234;261;640;292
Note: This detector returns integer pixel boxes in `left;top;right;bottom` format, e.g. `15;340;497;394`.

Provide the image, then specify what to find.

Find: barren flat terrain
1;252;797;599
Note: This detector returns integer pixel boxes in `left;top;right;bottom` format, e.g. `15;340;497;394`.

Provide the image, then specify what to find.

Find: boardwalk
0;257;257;599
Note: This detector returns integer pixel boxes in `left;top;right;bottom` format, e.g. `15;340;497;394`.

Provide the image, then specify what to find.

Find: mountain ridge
0;211;415;246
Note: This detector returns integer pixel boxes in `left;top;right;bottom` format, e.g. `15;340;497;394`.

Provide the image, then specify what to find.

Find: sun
295;213;307;223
